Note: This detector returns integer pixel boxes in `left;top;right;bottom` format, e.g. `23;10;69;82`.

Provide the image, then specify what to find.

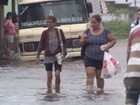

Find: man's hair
47;16;57;23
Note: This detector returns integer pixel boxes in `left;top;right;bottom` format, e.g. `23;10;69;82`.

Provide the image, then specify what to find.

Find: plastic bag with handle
101;52;122;79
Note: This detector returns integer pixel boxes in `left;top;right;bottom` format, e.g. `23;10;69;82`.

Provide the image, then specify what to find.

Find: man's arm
126;46;131;63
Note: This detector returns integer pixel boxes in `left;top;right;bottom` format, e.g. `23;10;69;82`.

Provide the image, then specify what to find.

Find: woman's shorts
84;55;103;70
44;61;62;72
5;35;15;43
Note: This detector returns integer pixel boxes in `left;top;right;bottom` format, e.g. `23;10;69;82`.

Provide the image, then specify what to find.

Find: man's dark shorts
44;61;62;72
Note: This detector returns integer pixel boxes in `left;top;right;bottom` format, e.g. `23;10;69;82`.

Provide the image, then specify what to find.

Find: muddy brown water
0;40;137;105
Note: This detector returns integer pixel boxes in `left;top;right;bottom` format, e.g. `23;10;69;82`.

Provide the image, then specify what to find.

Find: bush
103;21;131;39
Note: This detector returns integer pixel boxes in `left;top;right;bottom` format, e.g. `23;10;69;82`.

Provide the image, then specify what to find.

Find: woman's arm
79;33;88;46
4;21;9;31
105;33;117;51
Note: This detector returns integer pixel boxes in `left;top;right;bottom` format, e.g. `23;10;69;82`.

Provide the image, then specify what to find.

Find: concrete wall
102;13;129;21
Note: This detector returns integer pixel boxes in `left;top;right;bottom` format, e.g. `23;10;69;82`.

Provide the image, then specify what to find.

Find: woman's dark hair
6;12;12;20
12;12;17;24
47;16;57;23
91;14;102;23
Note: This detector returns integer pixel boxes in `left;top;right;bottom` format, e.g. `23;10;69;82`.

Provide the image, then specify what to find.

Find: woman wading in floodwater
80;14;116;93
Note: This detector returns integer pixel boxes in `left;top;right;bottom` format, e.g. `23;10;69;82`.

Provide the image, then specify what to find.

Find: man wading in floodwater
36;16;67;94
124;25;140;105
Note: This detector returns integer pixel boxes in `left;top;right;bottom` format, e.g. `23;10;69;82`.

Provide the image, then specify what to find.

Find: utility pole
12;0;19;53
0;5;4;52
12;0;15;12
134;0;137;6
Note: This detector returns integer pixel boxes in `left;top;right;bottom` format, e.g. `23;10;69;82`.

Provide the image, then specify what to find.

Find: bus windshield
19;0;88;29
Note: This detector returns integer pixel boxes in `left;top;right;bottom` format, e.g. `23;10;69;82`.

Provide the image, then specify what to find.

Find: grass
103;21;131;39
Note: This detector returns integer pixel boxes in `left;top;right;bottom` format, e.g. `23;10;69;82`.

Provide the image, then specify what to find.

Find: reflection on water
0;59;20;67
41;93;67;102
43;93;60;102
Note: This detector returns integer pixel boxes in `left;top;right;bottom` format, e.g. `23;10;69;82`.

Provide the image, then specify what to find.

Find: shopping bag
101;52;122;79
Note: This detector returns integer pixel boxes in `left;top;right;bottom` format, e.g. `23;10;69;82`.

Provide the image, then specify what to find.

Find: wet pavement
0;40;136;105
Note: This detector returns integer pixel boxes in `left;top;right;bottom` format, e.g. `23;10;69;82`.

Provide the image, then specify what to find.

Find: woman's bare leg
85;67;96;93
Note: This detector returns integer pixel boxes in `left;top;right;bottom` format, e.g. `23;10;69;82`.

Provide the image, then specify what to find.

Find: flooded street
0;40;130;105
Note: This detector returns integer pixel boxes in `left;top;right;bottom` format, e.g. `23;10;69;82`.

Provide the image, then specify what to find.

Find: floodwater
0;40;135;105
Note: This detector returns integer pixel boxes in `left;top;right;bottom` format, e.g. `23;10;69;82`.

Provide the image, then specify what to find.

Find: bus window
19;0;88;29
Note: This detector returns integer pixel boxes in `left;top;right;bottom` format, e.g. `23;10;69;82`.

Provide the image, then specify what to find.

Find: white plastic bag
55;53;63;65
101;52;122;79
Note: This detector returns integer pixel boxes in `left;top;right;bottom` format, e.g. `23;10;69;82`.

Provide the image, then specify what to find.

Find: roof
19;0;59;5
